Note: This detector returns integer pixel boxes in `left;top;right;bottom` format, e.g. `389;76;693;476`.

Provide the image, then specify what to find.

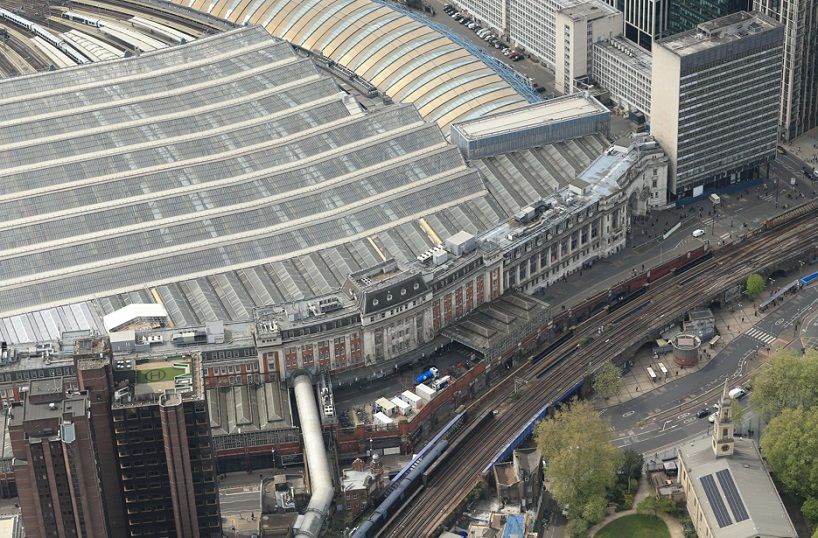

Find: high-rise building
591;36;653;116
665;0;751;35
9;381;109;538
111;353;221;537
73;337;128;536
608;0;668;49
754;0;818;141
650;12;783;196
554;0;623;94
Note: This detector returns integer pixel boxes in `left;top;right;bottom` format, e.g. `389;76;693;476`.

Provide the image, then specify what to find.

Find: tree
619;449;644;493
593;361;623;399
731;399;745;434
750;349;818;420
637;495;677;516
801;497;818;525
761;407;818;499
535;400;623;535
745;273;765;299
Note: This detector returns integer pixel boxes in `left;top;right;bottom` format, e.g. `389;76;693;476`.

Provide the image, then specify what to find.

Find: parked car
692;229;705;237
708;403;721;422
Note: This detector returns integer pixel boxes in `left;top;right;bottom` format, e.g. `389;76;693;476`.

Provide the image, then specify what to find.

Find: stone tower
712;381;735;457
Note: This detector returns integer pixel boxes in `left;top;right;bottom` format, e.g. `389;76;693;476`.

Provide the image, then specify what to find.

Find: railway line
379;202;818;537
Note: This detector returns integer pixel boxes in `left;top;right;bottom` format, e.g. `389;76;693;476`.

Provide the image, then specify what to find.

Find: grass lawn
136;366;187;384
595;514;670;538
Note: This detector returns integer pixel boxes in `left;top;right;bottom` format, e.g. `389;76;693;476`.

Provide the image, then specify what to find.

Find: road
381;202;818;536
607;286;818;454
219;486;261;516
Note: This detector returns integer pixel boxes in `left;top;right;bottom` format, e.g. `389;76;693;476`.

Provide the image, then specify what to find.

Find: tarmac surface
606;283;818;454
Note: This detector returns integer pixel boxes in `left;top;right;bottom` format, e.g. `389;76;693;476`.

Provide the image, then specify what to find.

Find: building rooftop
594;36;652;75
558;0;620;20
9;392;88;427
207;381;294;436
169;0;529;129
452;93;609;140
133;359;192;396
0;26;512;344
113;353;204;407
678;436;797;538
656;11;780;56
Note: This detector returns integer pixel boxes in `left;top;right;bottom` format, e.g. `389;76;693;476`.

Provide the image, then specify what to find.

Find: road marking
745;327;777;344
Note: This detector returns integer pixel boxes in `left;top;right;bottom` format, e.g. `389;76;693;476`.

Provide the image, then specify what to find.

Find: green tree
801;497;818;525
761;407;818;499
619;449;644;493
750;349;818;420
745;273;765;299
593;361;623;399
731;399;745;434
535;400;623;535
637;495;677;516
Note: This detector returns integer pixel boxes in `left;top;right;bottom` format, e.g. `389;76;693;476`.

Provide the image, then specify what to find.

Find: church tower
712;381;735;457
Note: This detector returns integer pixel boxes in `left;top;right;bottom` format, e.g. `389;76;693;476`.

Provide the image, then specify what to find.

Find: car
467;22;476;28
696;408;710;419
473;25;482;32
708;403;721;422
728;387;747;399
692;229;705;237
493;42;502;48
511;54;523;61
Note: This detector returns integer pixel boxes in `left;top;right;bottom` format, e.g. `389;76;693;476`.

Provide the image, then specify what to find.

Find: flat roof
452;94;608;140
103;303;168;332
657;12;780;56
678;436;797;538
558;0;619;19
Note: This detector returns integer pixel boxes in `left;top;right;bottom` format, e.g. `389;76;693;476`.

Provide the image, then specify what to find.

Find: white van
709;193;721;205
728;387;747;399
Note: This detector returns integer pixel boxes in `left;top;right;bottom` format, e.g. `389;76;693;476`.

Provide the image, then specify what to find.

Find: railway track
380;206;818;537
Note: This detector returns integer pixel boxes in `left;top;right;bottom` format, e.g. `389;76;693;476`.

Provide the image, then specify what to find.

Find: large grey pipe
292;374;334;537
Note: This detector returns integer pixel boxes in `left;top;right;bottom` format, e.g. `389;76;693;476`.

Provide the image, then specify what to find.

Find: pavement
783;126;818;168
603;282;818;454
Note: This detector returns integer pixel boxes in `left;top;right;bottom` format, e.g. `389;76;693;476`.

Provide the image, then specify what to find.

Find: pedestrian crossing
745;327;777;344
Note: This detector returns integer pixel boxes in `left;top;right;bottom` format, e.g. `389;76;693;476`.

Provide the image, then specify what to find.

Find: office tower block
754;0;818;140
554;0;623;94
73;337;128;536
9;381;108;538
666;0;751;35
650;12;783;196
111;354;221;537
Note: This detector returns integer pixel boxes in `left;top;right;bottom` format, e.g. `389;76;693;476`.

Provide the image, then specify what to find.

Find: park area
595;514;670;538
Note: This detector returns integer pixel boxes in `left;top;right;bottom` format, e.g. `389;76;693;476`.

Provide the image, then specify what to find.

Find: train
351;439;450;538
61;11;103;28
0;7;91;65
414;366;439;385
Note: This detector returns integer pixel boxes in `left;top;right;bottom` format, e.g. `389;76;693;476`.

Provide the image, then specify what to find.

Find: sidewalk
586;475;684;538
597;264;818;409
